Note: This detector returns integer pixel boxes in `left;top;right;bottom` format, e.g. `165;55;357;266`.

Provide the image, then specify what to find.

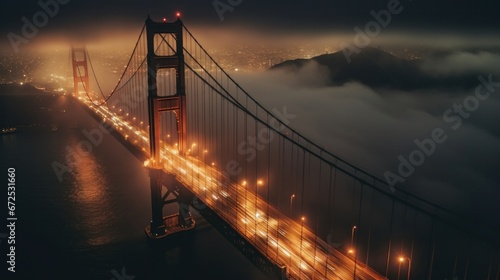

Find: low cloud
234;67;500;227
420;51;500;77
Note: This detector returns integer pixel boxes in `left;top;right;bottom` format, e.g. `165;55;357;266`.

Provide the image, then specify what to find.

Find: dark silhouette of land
270;47;481;90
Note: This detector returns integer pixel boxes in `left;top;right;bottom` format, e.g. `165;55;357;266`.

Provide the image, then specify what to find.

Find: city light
351;225;357;252
398;256;412;280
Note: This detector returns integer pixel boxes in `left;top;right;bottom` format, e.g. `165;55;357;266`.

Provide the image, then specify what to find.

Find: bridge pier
146;167;167;237
145;167;196;239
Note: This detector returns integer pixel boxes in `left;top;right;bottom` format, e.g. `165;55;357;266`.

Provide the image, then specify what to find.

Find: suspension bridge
69;16;499;280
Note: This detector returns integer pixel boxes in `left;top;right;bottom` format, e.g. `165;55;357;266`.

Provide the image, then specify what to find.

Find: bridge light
162;17;167;22
176;12;181;18
257;179;264;186
242;180;247;186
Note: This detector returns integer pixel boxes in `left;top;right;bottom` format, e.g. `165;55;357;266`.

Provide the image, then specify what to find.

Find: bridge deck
84;99;387;280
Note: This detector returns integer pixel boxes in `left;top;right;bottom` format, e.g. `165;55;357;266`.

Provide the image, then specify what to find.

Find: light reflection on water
66;137;116;247
0;94;269;279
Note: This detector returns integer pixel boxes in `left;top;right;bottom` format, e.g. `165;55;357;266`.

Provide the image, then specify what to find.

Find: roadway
82;96;387;280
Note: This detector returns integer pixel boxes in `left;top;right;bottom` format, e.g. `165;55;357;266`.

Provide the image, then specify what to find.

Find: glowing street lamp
399;256;412;280
202;149;207;162
349;226;357;254
290;194;295;215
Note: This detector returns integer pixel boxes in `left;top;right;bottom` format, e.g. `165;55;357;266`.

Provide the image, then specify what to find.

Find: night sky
1;0;499;41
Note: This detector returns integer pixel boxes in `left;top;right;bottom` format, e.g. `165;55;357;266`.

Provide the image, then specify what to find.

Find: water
0;90;269;280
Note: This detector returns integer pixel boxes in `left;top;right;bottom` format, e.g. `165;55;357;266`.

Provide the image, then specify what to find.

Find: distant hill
269;47;479;90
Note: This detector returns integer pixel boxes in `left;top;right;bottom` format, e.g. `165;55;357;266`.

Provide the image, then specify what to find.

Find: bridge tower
144;16;194;239
70;47;90;96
